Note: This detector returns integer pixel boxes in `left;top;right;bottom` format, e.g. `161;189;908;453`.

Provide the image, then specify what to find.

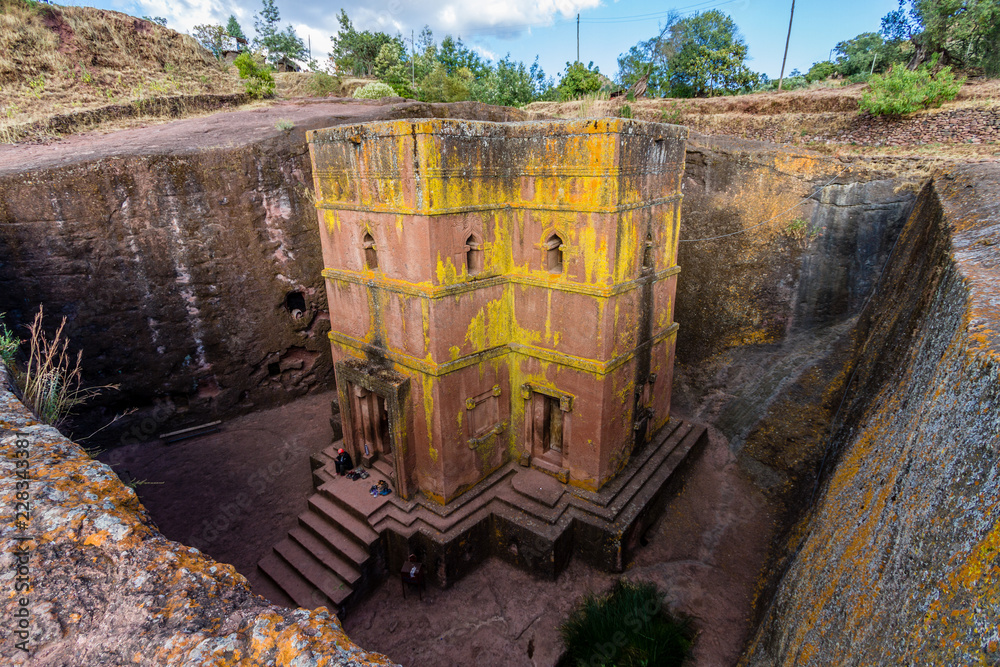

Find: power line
579;0;741;23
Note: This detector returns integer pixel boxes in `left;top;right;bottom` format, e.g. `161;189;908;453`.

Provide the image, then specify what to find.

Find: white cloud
472;44;499;62
130;0;233;33
130;0;600;63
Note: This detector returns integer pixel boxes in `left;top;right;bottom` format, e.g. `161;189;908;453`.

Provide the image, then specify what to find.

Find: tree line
794;0;998;88
191;0;995;105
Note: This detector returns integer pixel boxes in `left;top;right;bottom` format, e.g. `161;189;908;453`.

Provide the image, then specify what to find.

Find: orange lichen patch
772;152;830;180
714;169;805;245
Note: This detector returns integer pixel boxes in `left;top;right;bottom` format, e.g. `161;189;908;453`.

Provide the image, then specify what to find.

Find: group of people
333;448;391;496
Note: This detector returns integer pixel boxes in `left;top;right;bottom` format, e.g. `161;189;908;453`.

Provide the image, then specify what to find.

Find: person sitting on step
334;448;353;476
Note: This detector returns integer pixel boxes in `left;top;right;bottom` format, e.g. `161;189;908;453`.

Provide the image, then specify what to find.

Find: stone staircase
258;454;387;613
259;418;708;610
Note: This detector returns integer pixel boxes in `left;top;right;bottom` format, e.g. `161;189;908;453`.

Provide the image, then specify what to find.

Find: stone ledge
0;364;397;666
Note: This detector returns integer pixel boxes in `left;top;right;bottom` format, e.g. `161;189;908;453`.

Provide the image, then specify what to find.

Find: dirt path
0;97;529;175
99;395;774;666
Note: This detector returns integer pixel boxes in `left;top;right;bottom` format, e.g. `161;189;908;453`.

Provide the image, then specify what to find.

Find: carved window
642;232;654;270
545;233;564;274
362;232;378;270
465;234;483;276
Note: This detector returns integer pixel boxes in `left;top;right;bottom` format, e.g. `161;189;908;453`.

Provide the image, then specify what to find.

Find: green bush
352;81;397;99
860;57;964;116
556;61;604;101
233;52;275;99
805;60;838;83
307;71;341;97
560;580;693;667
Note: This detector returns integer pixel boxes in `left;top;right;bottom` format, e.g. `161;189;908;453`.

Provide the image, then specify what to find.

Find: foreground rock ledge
0;366;397;666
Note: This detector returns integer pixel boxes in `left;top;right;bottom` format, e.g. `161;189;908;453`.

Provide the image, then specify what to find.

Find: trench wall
674;133;915;487
743;163;1000;664
0;362;396;665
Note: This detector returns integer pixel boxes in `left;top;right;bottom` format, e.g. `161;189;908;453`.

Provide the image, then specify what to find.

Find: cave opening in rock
285;290;306;318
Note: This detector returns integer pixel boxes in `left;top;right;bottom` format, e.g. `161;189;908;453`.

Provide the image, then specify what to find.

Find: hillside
527;79;1000;161
0;0;244;141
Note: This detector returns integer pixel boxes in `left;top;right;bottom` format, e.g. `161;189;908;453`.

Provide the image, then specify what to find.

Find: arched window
465;234;483;276
362;232;378;270
642;232;654;270
545;233;564;274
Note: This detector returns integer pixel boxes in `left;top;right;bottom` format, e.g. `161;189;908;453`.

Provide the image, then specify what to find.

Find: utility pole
308;35;311;62
411;30;415;85
778;0;795;91
577;14;580;63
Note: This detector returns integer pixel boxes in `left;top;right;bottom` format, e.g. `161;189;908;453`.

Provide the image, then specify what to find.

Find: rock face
0;364;397;666
0;100;531;445
677;132;913;366
742;163;1000;664
673;134;915;480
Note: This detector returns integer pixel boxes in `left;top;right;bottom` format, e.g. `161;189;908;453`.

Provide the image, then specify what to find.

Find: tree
556;61;604;100
805;60;837;82
438;36;488;79
253;0;280;49
193;24;227;59
833;32;909;77
330;10;402;77
269;26;307;65
143;16;167;27
881;0;1000;75
226;15;247;48
616;14;681;97
667;10;759;97
252;0;306;66
420;62;473;102
374;41;414;97
472;56;551;107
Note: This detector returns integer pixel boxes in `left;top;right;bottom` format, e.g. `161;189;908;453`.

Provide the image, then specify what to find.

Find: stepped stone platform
259;419;708;613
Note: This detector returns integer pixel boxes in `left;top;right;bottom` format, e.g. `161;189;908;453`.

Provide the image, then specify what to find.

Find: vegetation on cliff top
0;0;242;141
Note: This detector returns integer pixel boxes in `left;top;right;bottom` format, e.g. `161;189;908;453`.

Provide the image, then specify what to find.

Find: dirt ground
98;394;775;667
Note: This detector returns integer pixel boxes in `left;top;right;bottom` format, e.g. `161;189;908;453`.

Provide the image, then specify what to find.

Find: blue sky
82;0;902;82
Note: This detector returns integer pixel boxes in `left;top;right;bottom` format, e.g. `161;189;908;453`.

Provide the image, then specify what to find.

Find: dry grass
526;78;1000;120
12;306;116;427
0;0;243;142
813;141;1000;162
274;71;354;99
